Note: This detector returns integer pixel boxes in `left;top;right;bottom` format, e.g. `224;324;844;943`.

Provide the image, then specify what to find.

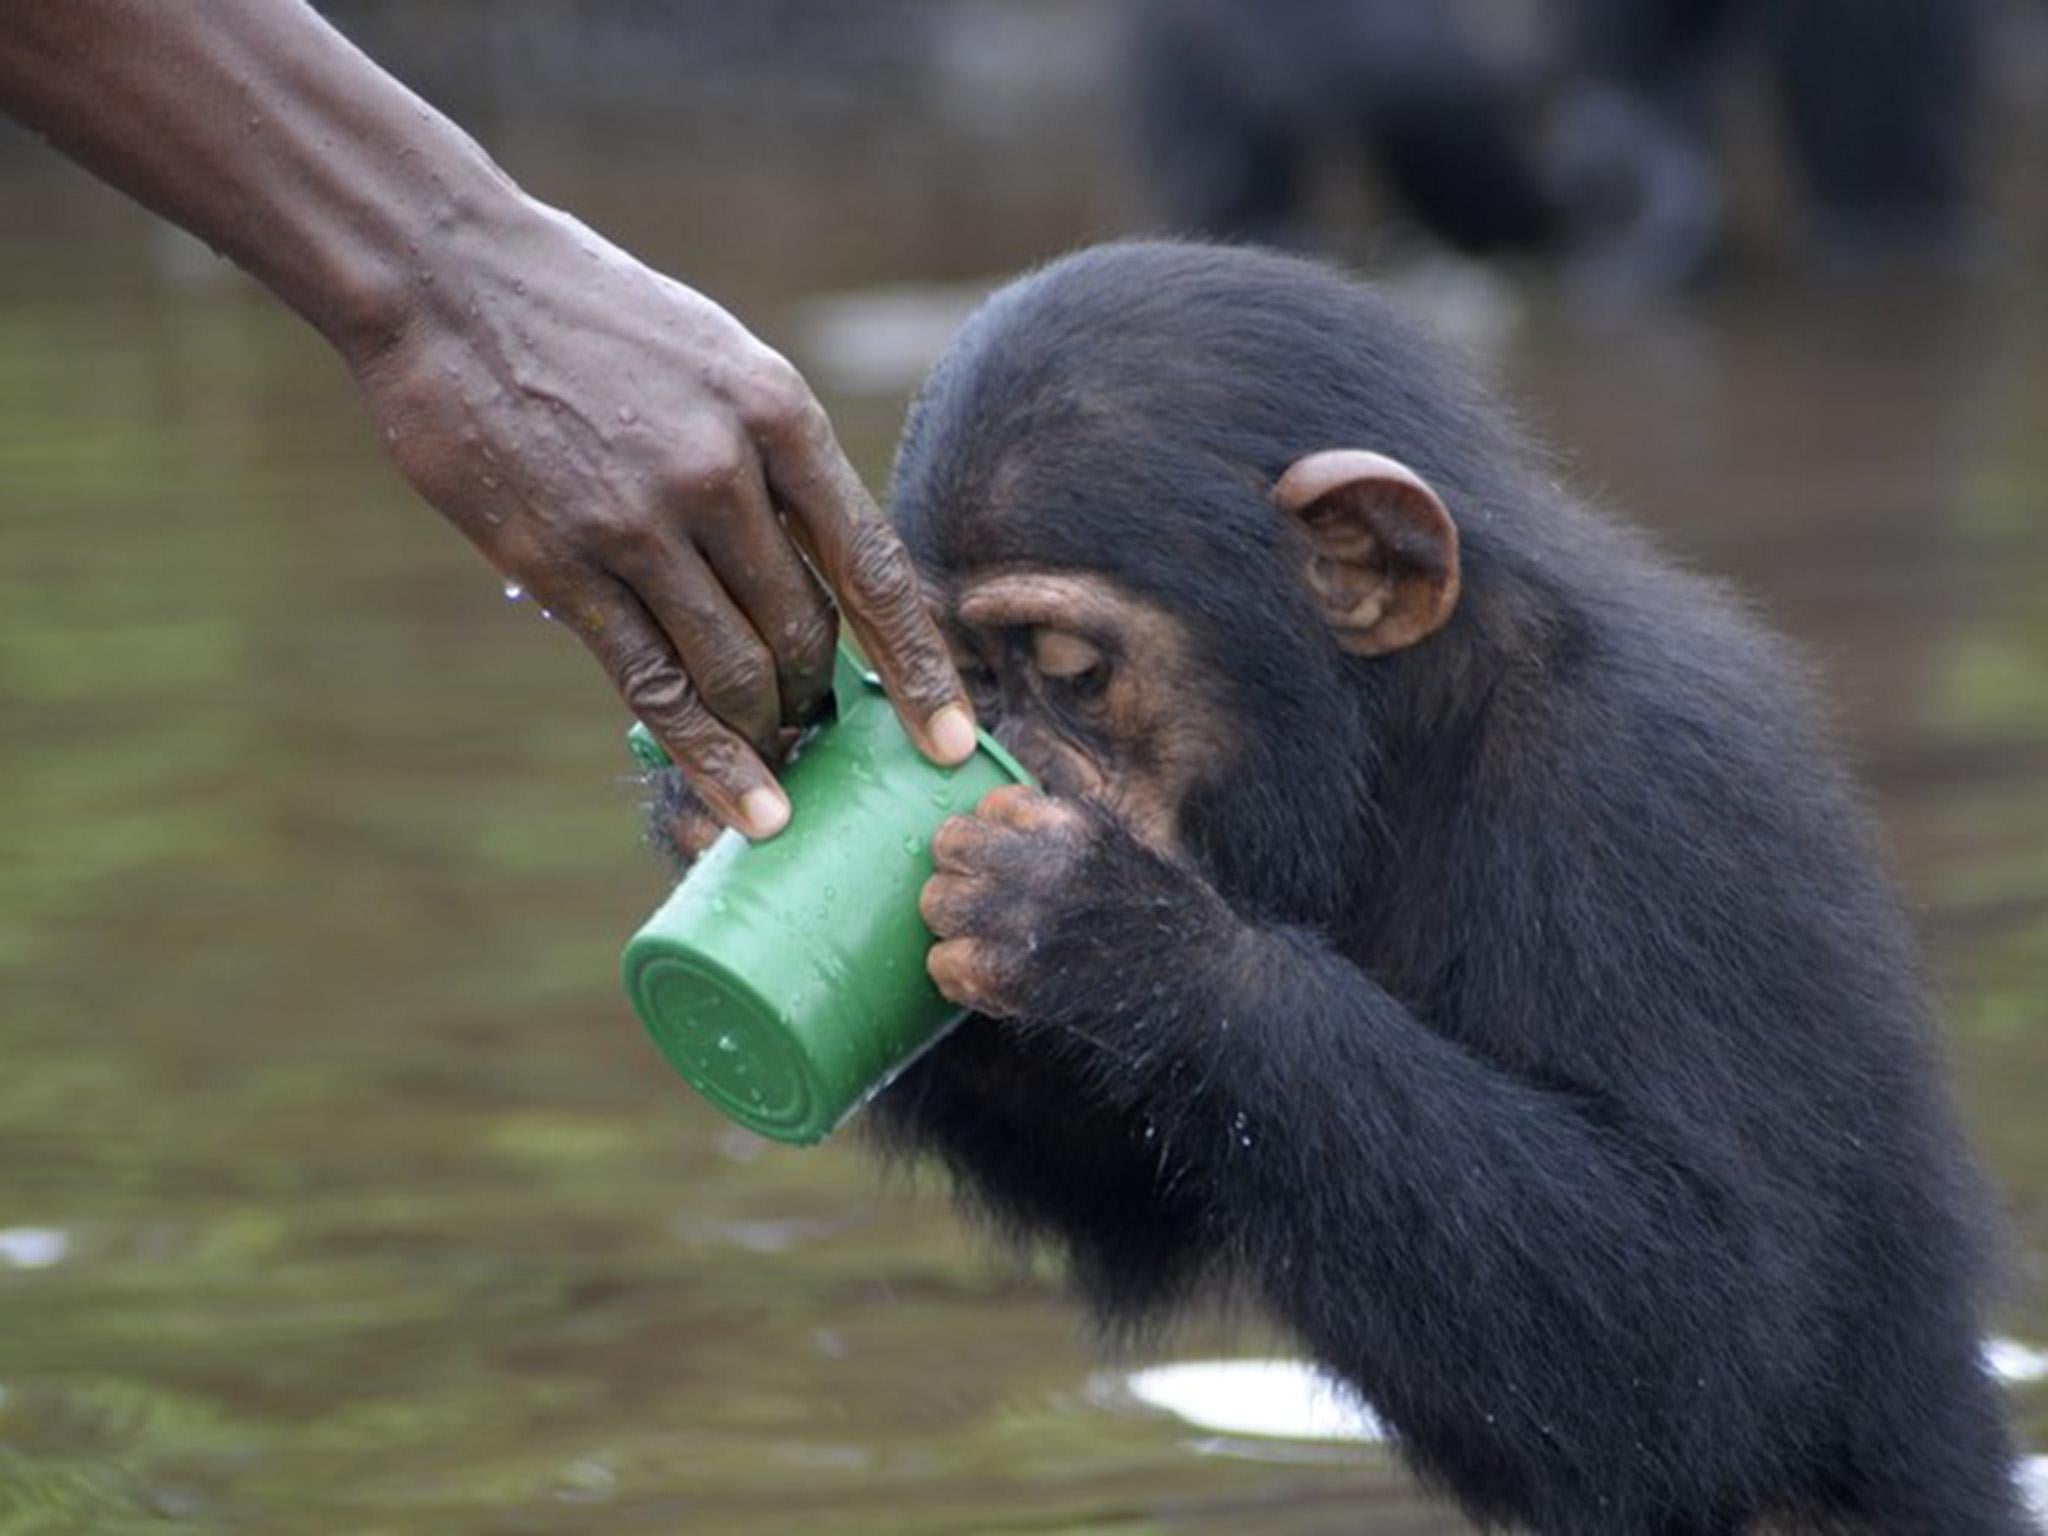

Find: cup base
625;948;833;1145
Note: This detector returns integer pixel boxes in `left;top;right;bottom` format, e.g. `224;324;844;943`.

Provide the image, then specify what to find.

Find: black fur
861;242;2027;1534
1126;0;1983;281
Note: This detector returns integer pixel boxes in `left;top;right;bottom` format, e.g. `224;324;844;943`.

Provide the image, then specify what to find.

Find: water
3;29;2046;1534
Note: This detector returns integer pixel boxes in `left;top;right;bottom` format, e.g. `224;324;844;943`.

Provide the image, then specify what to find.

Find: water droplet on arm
503;581;525;602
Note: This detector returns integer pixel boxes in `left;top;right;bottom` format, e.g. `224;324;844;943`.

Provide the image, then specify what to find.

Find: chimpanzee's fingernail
740;786;791;839
929;704;977;764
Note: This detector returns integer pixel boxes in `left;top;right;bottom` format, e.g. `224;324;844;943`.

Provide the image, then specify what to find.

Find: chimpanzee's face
929;571;1236;856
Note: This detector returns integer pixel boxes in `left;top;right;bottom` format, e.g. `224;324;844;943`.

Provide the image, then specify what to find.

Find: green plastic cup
621;649;1031;1145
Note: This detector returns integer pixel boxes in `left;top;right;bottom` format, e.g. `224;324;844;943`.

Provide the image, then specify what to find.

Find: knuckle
927;941;985;1003
663;434;752;506
840;530;957;712
844;519;923;614
780;602;839;670
736;353;817;440
615;649;691;715
698;641;774;707
694;648;778;739
617;658;727;757
979;784;1033;820
918;877;956;933
603;511;671;566
931;815;979;866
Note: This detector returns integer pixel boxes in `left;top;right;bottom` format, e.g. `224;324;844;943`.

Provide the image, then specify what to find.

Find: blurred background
2;1;2046;1530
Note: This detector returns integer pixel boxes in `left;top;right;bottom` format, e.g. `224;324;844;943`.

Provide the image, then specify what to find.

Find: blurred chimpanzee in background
1125;0;1986;292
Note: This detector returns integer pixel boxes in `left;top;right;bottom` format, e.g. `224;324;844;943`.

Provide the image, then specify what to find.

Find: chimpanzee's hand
920;786;1103;1018
920;785;1236;1022
645;768;737;878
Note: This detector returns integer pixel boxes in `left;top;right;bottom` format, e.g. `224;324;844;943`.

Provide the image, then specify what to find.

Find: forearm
1042;887;1754;1332
1124;919;1724;1271
1095;918;1780;1474
0;0;524;361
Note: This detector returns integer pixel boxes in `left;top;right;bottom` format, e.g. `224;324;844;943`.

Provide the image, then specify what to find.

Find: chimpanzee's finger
928;938;1007;1015
979;783;1078;830
608;536;781;754
918;873;983;938
669;802;726;862
694;449;839;728
749;374;976;765
931;813;1000;874
574;572;789;839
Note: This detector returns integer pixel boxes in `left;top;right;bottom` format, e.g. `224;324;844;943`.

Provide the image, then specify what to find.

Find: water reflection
1106;1359;1385;1445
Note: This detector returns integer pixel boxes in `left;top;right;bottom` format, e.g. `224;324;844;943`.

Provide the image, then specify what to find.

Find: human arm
0;0;974;837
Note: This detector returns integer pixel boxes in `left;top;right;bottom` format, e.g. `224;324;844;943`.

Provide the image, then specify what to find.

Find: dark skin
0;0;974;835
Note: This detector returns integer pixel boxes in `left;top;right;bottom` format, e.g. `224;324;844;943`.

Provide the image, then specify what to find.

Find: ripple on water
1097;1358;1384;1447
0;1227;69;1269
1988;1336;2048;1386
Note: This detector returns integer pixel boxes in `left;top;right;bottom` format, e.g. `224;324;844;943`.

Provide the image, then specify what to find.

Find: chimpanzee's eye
1031;628;1111;708
1053;660;1110;704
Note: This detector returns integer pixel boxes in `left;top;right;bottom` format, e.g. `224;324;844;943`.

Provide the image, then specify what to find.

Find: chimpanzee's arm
928;792;1788;1526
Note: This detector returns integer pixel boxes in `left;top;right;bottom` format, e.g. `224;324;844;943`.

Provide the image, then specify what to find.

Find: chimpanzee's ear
1274;449;1460;656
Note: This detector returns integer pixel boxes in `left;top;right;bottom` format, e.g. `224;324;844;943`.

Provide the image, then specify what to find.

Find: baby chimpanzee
654;243;2028;1534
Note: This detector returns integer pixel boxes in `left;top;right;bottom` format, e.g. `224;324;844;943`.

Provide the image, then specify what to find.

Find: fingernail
929;704;977;764
740;786;791;839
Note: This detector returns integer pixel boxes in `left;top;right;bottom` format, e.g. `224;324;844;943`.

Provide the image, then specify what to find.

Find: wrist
316;165;539;371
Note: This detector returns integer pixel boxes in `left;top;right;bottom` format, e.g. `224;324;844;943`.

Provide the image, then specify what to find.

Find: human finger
743;364;975;764
693;451;838;729
575;572;789;838
608;535;781;754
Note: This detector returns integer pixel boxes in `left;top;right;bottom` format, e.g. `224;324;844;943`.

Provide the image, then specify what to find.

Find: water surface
2;73;2045;1534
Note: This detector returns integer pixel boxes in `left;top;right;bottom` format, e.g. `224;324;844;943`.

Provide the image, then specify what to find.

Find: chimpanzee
650;242;2028;1534
1126;0;1985;288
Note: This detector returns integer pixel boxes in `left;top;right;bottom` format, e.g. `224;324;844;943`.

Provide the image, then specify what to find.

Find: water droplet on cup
716;1034;739;1054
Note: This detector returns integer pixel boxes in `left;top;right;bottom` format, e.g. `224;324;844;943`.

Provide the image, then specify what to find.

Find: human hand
349;198;974;838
